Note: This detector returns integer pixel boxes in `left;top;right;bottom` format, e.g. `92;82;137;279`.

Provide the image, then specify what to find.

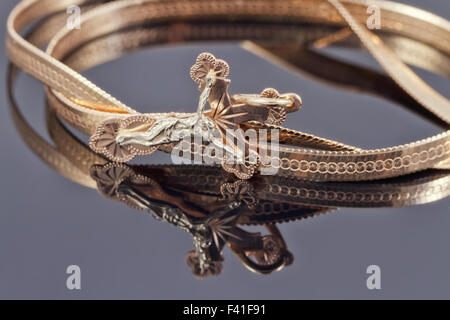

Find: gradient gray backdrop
0;0;449;299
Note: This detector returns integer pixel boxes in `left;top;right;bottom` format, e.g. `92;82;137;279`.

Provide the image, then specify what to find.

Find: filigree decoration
89;115;158;162
222;151;260;180
220;180;257;208
89;163;153;210
90;163;134;199
190;52;229;89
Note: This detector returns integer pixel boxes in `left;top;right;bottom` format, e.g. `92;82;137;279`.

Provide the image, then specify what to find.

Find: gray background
0;0;449;299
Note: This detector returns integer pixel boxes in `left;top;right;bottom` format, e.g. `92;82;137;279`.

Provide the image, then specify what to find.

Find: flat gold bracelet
6;0;450;181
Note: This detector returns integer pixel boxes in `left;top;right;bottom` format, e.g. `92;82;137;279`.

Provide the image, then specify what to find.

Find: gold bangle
6;0;450;181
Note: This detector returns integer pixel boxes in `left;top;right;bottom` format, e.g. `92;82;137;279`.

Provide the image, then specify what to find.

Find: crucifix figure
115;69;245;162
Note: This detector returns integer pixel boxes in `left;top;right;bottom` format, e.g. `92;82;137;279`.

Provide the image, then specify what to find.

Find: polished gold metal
6;0;450;181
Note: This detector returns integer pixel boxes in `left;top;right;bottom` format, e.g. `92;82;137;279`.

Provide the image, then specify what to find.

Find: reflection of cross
90;162;291;277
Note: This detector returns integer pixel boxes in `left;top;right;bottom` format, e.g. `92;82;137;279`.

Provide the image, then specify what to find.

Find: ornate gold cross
89;53;302;179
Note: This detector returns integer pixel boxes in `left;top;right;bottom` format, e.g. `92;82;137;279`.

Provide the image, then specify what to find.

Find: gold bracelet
7;0;450;182
8;10;450;276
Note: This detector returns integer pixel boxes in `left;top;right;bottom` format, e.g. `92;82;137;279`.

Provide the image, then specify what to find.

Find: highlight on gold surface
68;97;130;114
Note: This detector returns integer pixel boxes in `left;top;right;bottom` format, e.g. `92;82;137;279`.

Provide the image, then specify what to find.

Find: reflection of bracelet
7;0;450;181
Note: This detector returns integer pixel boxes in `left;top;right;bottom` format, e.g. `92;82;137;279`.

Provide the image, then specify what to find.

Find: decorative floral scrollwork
220;180;257;208
89;163;153;210
89;115;158;162
190;52;230;89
